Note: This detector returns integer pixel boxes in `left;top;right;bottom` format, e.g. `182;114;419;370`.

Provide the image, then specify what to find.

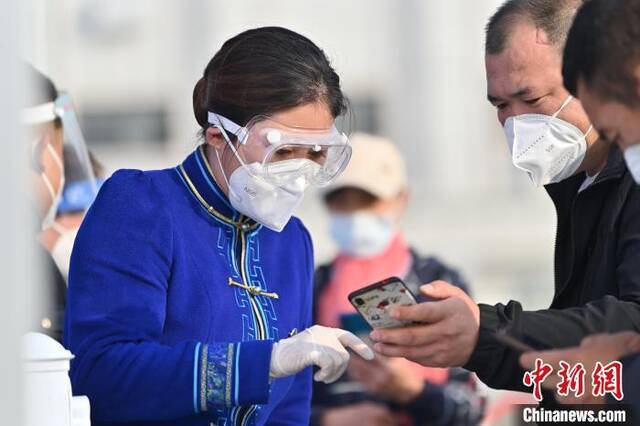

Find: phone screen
348;277;417;329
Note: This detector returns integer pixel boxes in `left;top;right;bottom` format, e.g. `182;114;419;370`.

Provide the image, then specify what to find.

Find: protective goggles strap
22;102;57;124
207;112;249;143
207;111;251;171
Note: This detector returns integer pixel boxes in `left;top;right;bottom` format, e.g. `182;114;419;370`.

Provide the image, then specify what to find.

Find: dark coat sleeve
465;298;640;392
464;179;640;393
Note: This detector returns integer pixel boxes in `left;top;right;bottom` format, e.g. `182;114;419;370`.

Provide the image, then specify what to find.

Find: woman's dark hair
24;63;61;127
193;26;348;134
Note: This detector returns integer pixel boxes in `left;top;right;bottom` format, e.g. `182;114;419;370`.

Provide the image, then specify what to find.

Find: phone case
348;277;417;329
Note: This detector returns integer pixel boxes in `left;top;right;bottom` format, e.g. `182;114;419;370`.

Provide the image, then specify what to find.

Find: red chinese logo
523;359;624;401
523;358;553;402
557;361;586;398
592;361;623;401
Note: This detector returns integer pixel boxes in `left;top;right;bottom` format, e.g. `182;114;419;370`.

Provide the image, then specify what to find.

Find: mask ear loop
551;95;594;139
206;119;236;194
207;112;270;193
207;112;250;168
552;95;574;119
41;170;57;202
41;142;65;202
584;125;594;139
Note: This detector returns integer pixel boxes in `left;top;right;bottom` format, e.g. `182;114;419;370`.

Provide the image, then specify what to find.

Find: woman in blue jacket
64;26;373;426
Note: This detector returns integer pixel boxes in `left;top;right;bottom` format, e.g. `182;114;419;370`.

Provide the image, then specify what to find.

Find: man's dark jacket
465;145;640;402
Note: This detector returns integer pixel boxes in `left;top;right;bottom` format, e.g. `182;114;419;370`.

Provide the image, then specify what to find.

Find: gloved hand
270;325;374;383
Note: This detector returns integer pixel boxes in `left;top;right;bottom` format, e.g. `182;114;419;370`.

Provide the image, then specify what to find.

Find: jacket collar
592;143;627;185
178;145;258;230
545;143;627;200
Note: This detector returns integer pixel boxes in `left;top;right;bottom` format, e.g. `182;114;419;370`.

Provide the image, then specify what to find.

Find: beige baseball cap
325;132;407;199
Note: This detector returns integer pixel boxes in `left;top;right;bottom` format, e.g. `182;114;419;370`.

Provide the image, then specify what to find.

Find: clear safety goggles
22;92;99;211
208;112;352;187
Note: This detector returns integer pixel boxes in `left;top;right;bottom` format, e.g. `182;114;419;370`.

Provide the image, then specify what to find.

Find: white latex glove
270;325;374;383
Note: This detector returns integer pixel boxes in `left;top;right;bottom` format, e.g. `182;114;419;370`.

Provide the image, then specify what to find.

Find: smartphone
340;312;373;345
492;328;536;353
348;277;418;329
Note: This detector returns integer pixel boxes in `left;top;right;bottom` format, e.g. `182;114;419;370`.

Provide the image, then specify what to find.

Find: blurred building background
21;0;557;314
21;0;557;311
21;2;557;413
20;0;560;421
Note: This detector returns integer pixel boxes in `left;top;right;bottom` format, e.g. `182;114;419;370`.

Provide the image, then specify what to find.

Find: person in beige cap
310;133;484;426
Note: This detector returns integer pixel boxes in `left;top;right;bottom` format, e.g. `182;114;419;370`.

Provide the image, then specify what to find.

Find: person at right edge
520;0;640;413
369;0;640;408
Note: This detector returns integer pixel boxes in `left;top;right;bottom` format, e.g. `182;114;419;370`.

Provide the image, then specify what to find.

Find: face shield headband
22;93;99;212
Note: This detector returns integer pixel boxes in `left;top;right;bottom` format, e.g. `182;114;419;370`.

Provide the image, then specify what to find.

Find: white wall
2;1;29;425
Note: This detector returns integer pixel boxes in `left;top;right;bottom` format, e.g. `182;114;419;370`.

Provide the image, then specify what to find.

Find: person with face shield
64;27;373;426
370;0;640;407
23;64;66;342
39;149;105;282
310;134;484;426
23;64;96;342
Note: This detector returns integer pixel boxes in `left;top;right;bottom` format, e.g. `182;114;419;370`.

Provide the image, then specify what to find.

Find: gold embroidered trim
225;344;235;407
199;344;209;412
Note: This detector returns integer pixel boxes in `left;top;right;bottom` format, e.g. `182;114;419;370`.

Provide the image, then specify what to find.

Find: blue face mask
58;178;106;214
329;212;395;258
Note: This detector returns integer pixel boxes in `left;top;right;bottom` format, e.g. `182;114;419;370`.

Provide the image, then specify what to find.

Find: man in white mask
370;0;640;407
311;134;484;426
517;0;640;409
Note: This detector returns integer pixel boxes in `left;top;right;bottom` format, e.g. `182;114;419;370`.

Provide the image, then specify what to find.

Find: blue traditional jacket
64;146;314;425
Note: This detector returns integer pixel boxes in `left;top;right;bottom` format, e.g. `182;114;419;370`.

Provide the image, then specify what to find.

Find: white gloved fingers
312;344;351;383
312;350;332;382
317;344;351;383
323;350;349;383
335;329;375;360
272;326;373;383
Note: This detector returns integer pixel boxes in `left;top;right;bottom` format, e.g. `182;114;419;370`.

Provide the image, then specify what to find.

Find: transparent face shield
23;92;99;214
208;112;352;188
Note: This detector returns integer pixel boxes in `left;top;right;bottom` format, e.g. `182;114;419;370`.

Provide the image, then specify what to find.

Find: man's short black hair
563;0;640;107
486;0;584;54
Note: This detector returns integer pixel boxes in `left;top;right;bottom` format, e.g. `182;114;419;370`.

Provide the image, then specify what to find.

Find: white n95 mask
623;144;640;185
329;212;394;258
226;160;314;232
215;145;316;231
504;96;593;186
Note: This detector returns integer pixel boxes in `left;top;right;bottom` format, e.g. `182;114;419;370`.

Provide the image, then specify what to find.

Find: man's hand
369;281;480;367
348;354;425;404
519;332;640;404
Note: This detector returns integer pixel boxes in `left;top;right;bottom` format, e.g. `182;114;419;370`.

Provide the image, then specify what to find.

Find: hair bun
192;76;208;128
